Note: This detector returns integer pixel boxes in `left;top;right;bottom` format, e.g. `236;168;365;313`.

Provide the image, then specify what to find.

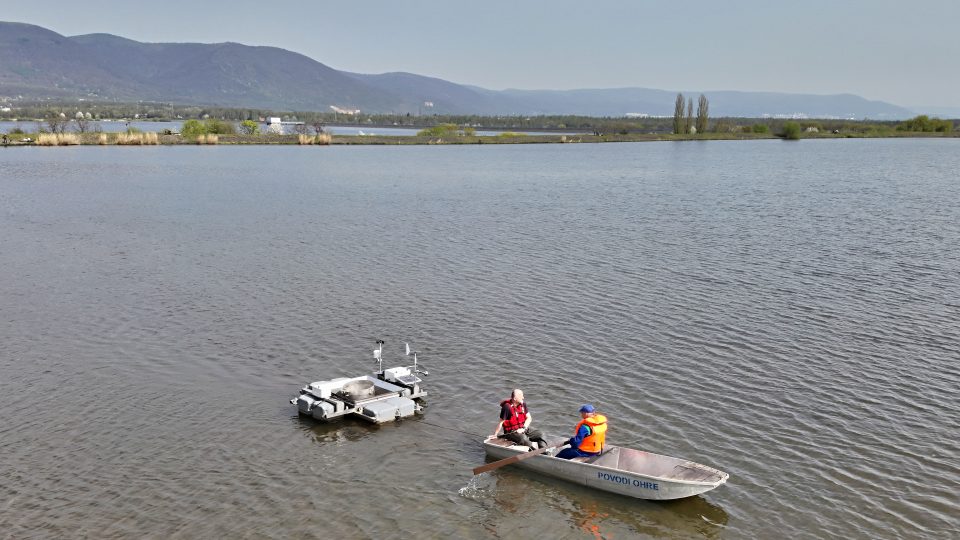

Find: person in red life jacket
492;389;548;450
556;404;608;460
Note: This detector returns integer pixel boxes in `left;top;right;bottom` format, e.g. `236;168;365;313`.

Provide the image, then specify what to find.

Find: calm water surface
1;140;958;539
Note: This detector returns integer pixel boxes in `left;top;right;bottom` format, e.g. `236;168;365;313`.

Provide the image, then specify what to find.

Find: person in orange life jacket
556;404;608;460
492;389;548;450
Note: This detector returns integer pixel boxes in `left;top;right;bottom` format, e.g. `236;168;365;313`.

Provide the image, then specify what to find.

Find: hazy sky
4;0;958;107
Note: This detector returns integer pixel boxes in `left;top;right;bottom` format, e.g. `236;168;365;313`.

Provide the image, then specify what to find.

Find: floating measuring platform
290;340;428;423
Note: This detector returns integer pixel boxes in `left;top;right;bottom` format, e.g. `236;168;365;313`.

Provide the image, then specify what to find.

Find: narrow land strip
3;131;958;147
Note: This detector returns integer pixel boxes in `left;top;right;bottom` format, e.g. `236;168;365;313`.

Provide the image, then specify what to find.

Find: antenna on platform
374;339;384;374
406;342;428;376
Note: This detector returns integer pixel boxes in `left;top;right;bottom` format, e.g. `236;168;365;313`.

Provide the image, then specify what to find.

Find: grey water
1;139;957;539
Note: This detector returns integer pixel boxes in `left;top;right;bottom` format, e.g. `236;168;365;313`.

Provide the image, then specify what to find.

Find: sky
3;0;959;108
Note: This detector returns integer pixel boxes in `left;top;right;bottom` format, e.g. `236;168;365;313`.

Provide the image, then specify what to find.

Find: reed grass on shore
298;133;332;145
116;132;159;145
37;133;80;146
196;134;219;145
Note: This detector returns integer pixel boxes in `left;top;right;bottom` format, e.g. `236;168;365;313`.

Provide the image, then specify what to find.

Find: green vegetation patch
781;122;802;140
416;123;476;137
181;118;237;138
897;115;953;133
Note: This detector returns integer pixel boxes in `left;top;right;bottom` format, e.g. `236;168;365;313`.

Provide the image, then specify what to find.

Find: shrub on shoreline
897;115;952;133
239;120;259;135
205;119;235;135
782;122;802;140
183;119;236;138
181;119;205;137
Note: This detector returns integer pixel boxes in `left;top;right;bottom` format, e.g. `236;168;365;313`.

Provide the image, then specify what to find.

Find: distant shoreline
2;131;958;147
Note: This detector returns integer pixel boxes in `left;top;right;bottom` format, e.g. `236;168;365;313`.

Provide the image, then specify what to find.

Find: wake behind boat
482;437;729;500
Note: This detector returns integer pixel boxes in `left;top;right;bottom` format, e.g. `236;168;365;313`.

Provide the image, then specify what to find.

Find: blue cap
579;404;595;413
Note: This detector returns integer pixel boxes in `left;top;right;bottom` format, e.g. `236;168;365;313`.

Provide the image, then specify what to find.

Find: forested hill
0;22;916;118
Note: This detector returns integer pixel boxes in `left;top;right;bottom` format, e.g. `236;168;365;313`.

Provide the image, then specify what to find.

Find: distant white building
330;105;360;115
267;117;283;134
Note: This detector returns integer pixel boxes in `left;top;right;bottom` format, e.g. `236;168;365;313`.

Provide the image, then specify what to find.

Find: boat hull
483;439;728;501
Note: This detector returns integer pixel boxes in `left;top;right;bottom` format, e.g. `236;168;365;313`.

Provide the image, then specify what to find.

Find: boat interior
595;447;726;483
486;439;725;484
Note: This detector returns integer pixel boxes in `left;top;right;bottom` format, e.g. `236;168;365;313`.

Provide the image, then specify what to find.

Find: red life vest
500;399;528;433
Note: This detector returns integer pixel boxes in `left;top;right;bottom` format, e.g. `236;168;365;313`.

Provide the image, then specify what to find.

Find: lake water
1;140;957;539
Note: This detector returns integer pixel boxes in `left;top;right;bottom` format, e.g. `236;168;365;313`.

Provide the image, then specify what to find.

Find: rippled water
1;140;958;539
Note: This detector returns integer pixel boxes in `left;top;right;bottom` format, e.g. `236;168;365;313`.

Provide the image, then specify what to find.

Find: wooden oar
472;444;563;475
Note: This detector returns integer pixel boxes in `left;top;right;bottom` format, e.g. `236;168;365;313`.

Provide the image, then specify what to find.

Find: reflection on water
477;466;729;539
290;414;384;445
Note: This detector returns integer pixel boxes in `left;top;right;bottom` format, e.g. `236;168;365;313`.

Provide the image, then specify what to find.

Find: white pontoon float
290;340;428;424
483;437;728;500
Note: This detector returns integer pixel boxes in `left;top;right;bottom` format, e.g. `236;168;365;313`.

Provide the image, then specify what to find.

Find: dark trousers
556;447;598;460
502;428;546;449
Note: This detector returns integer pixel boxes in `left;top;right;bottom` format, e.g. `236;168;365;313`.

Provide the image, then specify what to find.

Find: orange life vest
500;399;528;433
574;414;608;453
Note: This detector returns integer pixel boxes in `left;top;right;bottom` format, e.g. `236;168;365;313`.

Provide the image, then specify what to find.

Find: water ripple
1;140;958;538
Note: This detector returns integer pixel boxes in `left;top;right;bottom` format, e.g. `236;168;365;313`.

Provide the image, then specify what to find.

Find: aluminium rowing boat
482;437;728;500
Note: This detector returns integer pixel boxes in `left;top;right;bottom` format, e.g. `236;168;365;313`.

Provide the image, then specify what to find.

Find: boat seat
487;437;533;452
486;437;514;447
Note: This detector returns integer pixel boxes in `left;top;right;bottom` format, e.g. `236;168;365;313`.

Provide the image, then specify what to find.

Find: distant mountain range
0;21;920;119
